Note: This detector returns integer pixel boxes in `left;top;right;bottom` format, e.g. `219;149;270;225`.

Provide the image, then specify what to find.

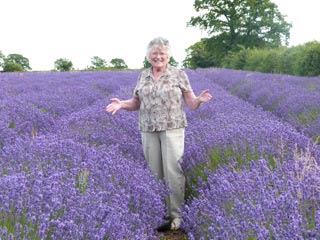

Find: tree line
0;53;179;72
1;0;319;76
0;53;130;72
182;0;320;76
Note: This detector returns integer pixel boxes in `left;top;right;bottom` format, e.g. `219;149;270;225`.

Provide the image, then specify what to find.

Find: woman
106;37;212;231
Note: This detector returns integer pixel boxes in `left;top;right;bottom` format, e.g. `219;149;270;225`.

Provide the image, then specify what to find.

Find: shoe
156;220;171;232
170;218;181;230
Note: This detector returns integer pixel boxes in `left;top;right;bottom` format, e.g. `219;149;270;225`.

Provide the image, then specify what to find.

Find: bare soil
156;229;187;240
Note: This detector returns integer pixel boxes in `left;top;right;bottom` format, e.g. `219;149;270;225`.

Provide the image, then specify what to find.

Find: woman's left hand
198;89;212;103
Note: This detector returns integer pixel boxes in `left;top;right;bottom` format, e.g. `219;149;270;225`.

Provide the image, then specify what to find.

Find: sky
1;0;320;71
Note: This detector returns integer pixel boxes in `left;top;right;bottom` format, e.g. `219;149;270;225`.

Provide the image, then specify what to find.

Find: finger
106;104;115;112
110;98;119;103
204;89;210;94
200;89;209;95
106;104;112;111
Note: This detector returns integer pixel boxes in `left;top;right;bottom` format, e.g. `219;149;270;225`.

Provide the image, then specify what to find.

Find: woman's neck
152;65;167;80
153;65;166;73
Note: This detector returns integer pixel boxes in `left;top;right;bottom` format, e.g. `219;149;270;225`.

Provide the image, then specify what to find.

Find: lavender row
184;151;320;239
1;71;167;239
0;71;140;139
183;69;318;170
182;70;320;238
0;136;167;239
196;68;320;141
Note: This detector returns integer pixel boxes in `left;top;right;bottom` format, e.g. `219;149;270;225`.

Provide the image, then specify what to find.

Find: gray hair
146;37;171;60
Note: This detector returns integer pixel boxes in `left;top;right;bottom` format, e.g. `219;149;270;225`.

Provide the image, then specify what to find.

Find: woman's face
148;46;169;69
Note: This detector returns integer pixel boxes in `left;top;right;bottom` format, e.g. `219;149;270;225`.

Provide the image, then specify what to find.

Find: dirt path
156;230;187;240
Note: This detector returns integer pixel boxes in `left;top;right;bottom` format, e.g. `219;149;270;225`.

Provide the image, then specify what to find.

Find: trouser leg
141;128;185;219
160;128;185;219
141;131;164;179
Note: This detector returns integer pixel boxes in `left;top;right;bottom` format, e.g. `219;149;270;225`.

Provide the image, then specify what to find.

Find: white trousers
141;128;185;219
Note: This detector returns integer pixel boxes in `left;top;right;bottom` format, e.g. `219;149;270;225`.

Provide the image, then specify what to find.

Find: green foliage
3;62;24;72
9;121;15;129
295;109;320;127
189;0;291;47
222;41;320;76
277;47;300;75
143;56;151;68
0;51;4;70
88;56;108;70
245;48;281;73
169;56;179;67
186;0;292;68
2;53;31;72
183;40;216;69
186;145;261;199
222;46;249;70
75;168;89;195
296;41;320;76
54;58;73;72
110;58;128;69
0;209;39;239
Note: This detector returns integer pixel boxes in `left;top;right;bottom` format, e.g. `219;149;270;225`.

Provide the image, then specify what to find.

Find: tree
4;54;31;71
0;51;4;71
187;0;292;68
3;62;24;72
169;57;179;67
54;58;73;71
89;56;108;70
110;58;128;69
143;57;151;68
183;40;216;69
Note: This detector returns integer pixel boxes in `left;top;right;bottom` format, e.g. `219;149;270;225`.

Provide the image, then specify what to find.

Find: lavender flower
1;69;319;239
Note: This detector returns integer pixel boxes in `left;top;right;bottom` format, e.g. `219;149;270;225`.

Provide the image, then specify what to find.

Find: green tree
296;41;320;77
3;62;24;72
4;53;31;71
187;0;292;68
143;57;151;68
110;58;128;69
89;56;108;70
54;58;73;71
169;57;179;67
0;51;4;71
183;40;215;69
190;0;291;48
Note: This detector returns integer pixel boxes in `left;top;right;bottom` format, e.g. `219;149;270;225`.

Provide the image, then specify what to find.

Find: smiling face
148;46;169;70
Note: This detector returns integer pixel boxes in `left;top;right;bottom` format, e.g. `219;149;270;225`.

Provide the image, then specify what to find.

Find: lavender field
197;68;320;141
0;69;320;239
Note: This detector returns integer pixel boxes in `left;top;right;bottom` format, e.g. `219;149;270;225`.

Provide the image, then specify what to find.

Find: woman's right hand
106;98;122;115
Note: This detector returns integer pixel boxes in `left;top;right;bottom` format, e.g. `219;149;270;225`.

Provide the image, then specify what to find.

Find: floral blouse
133;65;193;132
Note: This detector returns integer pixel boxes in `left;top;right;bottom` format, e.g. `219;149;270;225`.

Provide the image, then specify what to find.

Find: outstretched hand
106;98;122;115
198;89;212;103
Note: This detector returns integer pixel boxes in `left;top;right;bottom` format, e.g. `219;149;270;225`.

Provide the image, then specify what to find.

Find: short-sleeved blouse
133;65;193;132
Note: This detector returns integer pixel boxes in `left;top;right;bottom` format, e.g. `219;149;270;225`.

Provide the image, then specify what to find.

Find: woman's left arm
183;89;212;110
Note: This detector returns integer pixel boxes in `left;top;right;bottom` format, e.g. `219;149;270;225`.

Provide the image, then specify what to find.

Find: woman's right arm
106;97;140;115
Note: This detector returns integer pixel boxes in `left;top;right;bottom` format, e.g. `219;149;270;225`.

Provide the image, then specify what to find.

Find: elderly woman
106;37;212;231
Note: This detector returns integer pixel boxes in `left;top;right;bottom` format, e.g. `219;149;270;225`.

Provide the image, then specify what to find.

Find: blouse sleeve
179;70;193;93
133;72;142;98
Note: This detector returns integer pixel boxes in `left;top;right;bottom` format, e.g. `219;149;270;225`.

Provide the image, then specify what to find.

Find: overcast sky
1;0;320;71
